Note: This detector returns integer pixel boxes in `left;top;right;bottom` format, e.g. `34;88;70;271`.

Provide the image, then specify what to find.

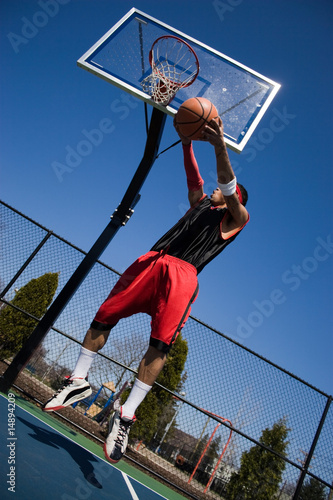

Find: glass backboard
77;8;281;153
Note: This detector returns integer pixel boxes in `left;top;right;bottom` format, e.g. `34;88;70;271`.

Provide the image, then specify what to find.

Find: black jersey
151;195;245;274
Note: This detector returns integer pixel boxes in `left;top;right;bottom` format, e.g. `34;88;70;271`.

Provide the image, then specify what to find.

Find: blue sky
1;0;332;397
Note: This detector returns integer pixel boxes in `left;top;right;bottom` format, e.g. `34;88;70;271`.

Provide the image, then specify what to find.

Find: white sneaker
43;377;92;412
103;408;136;463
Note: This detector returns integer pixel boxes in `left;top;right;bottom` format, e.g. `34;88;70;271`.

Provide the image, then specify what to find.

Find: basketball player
43;117;249;463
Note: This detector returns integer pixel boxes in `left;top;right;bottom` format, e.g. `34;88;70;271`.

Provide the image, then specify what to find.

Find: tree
203;432;222;465
226;417;290;500
0;272;59;359
299;477;327;500
125;331;188;443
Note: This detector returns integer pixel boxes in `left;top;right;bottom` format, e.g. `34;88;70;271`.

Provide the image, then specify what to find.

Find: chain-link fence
0;200;332;500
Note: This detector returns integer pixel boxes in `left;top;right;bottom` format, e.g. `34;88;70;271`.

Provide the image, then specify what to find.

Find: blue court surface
0;393;181;500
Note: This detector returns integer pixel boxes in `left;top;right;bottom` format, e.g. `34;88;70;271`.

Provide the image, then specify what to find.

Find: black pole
293;395;332;499
0;107;167;393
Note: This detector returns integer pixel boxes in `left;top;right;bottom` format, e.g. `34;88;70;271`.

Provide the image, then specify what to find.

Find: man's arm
182;142;205;207
174;120;204;207
203;118;249;227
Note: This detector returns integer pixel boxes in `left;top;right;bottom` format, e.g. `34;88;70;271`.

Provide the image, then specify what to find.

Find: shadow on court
0;395;168;500
17;415;103;489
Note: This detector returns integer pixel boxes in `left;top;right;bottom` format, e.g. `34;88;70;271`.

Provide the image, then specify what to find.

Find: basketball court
0;393;185;500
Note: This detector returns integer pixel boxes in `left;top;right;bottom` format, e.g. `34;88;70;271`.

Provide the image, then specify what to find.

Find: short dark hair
237;183;248;206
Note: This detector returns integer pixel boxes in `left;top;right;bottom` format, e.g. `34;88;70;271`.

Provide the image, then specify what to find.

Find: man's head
210;182;248;207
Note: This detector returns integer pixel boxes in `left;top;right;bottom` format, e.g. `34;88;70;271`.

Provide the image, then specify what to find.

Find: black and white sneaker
43;377;92;412
103;408;136;463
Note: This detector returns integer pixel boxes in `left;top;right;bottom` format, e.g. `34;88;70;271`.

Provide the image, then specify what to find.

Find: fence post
293;395;332;499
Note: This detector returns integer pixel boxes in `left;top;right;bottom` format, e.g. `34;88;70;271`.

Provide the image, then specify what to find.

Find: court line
121;471;140;500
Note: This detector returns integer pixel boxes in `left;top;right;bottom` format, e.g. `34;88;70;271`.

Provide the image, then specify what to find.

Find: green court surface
0;392;186;500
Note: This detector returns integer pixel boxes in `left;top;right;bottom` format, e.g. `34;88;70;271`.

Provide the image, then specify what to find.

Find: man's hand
202;117;225;149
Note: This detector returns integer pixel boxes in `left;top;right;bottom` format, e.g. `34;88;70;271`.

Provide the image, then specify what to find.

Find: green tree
299;477;327;500
0;272;59;359
190;431;222;467
125;331;188;443
226;417;290;500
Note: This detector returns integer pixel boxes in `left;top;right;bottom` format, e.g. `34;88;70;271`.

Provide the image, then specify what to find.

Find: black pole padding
0;107;167;393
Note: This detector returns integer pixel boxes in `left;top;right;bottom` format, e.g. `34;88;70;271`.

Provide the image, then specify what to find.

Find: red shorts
93;251;199;352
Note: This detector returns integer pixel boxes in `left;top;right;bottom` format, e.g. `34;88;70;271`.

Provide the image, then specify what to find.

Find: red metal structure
188;410;233;493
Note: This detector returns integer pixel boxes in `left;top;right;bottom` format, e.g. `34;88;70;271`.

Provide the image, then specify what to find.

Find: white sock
71;346;97;380
121;379;152;419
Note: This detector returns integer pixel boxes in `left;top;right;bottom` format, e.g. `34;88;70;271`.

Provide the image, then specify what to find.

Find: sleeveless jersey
151;195;244;274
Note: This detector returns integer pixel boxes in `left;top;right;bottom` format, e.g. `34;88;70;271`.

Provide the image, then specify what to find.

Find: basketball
175;97;219;140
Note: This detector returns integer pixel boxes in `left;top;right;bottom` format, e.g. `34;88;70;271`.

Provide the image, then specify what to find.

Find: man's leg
42;253;150;413
120;346;167;418
70;327;111;377
104;257;198;463
43;327;111;412
104;346;167;463
82;327;111;351
137;345;168;385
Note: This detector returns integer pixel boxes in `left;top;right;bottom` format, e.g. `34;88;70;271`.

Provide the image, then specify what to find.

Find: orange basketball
175;97;219;140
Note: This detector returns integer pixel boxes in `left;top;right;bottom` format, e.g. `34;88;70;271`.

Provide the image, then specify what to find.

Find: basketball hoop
141;35;199;106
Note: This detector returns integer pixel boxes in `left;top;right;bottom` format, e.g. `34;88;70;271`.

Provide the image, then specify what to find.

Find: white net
141;36;199;106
